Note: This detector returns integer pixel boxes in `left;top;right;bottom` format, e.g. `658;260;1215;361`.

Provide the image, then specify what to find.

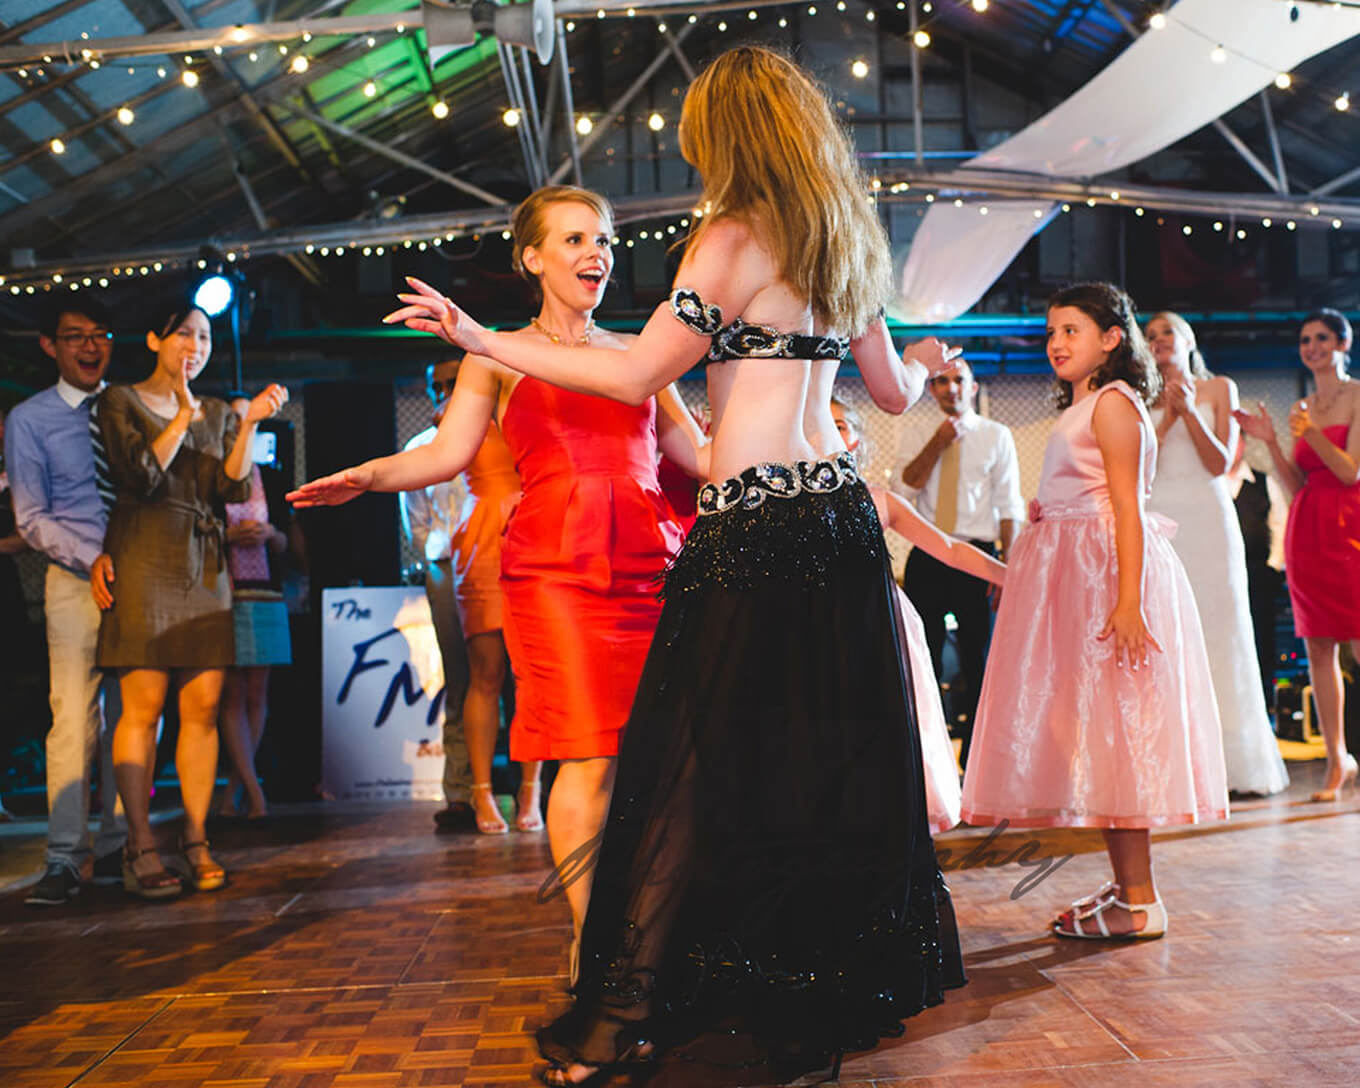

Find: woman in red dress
291;186;705;940
1236;308;1360;801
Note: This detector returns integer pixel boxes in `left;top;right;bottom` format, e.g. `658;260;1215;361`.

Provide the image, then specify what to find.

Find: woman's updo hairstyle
509;185;614;299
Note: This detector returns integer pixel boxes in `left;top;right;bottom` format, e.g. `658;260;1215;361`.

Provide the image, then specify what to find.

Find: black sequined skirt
538;456;966;1081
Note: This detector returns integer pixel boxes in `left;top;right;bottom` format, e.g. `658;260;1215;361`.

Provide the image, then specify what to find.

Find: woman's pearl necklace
532;317;594;345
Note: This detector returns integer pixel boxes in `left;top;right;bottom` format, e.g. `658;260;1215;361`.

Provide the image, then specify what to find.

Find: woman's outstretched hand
902;337;962;375
287;466;375;508
384;276;490;355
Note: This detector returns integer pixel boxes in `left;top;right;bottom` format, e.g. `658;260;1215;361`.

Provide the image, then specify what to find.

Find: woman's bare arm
288;358;497;506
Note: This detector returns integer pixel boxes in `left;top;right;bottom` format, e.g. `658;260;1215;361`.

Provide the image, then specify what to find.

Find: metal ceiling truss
8;164;1360;288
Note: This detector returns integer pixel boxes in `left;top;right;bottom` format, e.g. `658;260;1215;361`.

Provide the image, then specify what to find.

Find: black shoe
433;801;477;831
91;849;126;886
24;863;81;906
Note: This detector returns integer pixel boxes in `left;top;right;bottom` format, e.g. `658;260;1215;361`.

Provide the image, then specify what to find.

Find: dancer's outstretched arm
849;317;959;414
386;220;763;405
288;356;498;507
388;219;952;412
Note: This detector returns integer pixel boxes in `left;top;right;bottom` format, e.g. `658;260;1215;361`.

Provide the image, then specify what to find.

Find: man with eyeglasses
398;358;474;830
4;300;127;904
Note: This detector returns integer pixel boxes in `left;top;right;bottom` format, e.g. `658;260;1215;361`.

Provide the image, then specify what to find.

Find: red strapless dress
1285;424;1360;638
499;376;683;760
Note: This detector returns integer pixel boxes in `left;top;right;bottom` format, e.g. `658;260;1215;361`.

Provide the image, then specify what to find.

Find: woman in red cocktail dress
290;186;704;945
1235;308;1360;802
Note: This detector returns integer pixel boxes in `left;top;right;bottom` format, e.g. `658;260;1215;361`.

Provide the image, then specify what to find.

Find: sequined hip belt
697;451;859;516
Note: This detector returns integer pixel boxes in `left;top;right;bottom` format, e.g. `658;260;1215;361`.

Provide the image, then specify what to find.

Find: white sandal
516;779;545;832
1062;880;1119;915
470;783;509;835
1053;892;1167;940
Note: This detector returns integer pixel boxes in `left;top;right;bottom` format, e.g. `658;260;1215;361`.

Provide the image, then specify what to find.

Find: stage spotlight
193;272;235;317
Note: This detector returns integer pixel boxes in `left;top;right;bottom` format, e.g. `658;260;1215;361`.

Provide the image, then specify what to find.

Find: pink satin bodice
1034;381;1156;518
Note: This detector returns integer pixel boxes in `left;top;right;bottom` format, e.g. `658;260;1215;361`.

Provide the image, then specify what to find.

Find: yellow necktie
936;440;961;536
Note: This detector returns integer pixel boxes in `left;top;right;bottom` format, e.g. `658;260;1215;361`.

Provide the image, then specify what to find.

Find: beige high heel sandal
470;783;509;834
1310;753;1358;803
516;779;545;832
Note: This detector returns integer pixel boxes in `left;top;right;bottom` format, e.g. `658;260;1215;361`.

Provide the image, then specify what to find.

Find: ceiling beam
279;100;507;205
0;32;390;241
11;167;1360;287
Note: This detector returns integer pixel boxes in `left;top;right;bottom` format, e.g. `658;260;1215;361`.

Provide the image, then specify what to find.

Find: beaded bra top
669;288;850;364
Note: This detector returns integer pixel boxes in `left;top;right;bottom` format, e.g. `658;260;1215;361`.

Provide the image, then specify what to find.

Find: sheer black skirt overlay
538;480;965;1073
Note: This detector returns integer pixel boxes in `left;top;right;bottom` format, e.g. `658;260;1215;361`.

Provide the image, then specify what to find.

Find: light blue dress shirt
4;379;107;575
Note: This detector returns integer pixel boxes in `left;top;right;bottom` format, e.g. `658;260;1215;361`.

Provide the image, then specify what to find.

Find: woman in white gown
1146;312;1289;796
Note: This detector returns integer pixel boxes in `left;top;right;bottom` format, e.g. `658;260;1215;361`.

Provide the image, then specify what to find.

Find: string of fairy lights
2;1;1359;294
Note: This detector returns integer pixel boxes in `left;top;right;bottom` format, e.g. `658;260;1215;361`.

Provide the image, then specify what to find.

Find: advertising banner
321;586;448;801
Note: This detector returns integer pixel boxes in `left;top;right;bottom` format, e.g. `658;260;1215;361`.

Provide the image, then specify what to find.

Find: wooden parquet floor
1;763;1358;1087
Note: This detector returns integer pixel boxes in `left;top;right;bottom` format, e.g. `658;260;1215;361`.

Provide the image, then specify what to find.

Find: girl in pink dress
828;395;1004;833
961;283;1227;940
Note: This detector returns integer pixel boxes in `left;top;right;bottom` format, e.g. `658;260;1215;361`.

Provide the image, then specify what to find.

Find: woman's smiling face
521;200;614;312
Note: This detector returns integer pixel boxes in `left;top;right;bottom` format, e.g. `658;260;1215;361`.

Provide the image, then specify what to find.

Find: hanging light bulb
913;29;931;48
1336;92;1351;112
182;69;199;87
648;112;664;132
363;80;377;98
1149;12;1167;29
1275;72;1292;89
576;115;593;135
117;106;134;125
972;0;989;11
503;107;522;127
1210;44;1227;64
50;137;66;154
290;54;309;73
851;59;869;79
431;100;450;119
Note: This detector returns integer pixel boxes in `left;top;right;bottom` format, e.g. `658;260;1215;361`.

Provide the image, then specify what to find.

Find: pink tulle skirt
960;508;1228;829
897;586;961;834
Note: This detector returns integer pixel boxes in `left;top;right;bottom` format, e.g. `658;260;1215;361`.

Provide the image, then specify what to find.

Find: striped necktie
86;395;116;511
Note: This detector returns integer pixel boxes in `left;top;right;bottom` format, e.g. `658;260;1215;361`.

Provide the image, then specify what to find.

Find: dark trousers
902;542;995;768
1244;561;1282;718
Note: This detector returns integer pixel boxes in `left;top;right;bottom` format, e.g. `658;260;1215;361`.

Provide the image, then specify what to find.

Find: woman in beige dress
92;303;286;898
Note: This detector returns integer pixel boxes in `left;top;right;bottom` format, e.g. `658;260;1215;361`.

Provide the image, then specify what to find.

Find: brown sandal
179;840;227;892
122;846;183;900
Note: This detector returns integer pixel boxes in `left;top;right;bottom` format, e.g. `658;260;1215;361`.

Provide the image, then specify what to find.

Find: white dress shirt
398;426;469;563
896;410;1025;542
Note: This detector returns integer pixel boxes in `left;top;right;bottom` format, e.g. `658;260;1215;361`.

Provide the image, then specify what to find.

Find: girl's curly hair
1049;282;1160;409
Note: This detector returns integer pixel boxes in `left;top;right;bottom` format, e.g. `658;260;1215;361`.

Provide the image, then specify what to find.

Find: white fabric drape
896;0;1360;322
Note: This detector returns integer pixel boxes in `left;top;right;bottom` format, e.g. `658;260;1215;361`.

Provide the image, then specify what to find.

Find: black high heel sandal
539;1037;657;1086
